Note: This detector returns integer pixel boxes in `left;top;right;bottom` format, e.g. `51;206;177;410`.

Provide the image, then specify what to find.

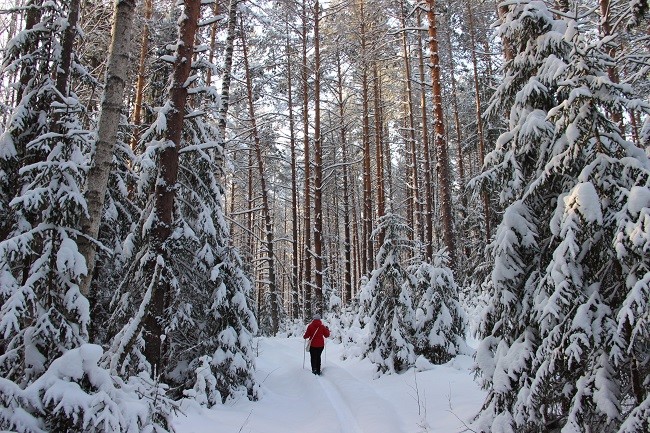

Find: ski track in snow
317;375;366;433
318;374;363;433
317;366;405;433
269;337;404;433
172;336;484;433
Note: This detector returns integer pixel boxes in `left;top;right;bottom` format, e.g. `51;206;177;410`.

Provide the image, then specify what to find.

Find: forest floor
171;336;486;433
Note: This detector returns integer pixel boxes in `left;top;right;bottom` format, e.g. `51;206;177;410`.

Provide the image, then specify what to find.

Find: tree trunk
78;0;136;296
445;25;463;194
444;21;472;262
400;0;419;241
466;0;491;244
336;48;353;305
358;0;373;273
373;62;385;222
217;0;239;140
497;3;513;61
313;0;325;315
246;149;255;270
286;33;300;320
425;0;455;262
55;0;81;96
130;0;153;151
301;0;313;318
16;0;42;103
206;0;219;85
2;0;42;244
241;21;280;334
351;168;362;296
416;10;434;259
143;0;200;371
599;0;623;126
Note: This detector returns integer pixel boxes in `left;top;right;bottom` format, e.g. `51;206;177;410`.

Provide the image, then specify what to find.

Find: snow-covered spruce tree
0;2;176;431
473;2;650;432
170;114;259;404
0;94;93;432
107;0;258;405
363;213;416;374
408;250;468;365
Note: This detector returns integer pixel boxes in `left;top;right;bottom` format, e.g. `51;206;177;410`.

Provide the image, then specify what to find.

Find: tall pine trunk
400;0;419;241
335;47;353;305
301;0;313;317
144;0;200;371
286;32;301;320
358;0;373;274
130;0;152;151
373;62;385;222
416;10;434;259
466;0;491;242
424;0;455;262
313;0;325;314
241;21;280;334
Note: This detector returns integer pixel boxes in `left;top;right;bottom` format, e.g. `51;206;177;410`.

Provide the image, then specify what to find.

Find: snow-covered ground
172;337;486;433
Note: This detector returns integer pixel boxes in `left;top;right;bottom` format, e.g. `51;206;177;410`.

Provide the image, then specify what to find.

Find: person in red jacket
303;314;330;375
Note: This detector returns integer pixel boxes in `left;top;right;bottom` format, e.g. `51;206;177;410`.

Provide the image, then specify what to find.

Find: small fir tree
363;213;416;374
408;250;468;364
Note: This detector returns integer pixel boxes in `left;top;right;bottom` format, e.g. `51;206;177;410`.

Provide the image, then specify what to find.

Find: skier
303;314;330;375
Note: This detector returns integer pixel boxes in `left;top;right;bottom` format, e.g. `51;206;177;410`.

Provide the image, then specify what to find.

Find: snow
172;336;486;433
563;182;603;225
627;185;650;217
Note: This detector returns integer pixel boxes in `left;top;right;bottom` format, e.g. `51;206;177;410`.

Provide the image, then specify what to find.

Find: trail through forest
172;337;485;432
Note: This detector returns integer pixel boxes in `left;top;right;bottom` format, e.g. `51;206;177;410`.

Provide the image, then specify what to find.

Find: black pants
309;346;324;374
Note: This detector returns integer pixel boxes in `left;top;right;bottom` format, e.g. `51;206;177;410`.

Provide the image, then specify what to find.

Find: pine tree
106;0;258;405
473;2;650;431
362;213;416;374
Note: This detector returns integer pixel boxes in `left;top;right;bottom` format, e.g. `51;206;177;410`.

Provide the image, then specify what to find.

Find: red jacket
303;319;330;348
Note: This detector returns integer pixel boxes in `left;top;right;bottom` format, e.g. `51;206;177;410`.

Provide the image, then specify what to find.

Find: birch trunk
78;0;136;296
217;0;239;139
